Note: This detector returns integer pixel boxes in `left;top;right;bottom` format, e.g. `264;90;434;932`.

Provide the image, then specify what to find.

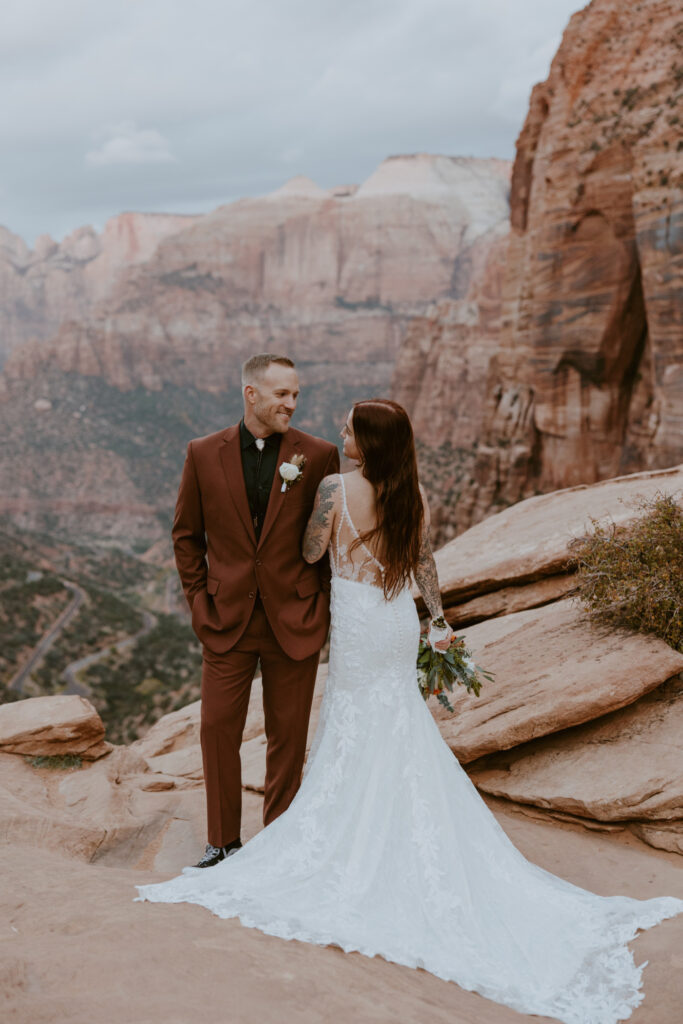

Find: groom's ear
243;384;257;406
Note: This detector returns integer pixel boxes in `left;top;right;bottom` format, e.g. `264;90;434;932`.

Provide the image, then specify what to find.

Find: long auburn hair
350;399;424;599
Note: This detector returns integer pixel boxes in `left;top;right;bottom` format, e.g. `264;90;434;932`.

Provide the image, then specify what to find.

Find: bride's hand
433;631;453;651
428;617;454;651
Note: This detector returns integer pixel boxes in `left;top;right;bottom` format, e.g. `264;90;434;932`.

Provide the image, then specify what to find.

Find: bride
136;398;683;1024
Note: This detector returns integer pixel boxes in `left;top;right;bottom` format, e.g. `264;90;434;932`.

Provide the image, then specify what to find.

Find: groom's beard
253;403;295;435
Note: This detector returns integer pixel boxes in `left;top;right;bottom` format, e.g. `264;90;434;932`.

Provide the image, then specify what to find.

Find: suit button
249;591;255;599
255;559;262;566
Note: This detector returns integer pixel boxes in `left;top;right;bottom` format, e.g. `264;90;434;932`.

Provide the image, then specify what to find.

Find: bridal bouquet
417;617;493;712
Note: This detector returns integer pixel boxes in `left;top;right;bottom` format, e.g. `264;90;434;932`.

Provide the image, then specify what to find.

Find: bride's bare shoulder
342;470;375;501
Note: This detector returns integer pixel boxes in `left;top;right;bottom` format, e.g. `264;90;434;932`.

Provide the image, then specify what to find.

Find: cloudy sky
2;0;583;245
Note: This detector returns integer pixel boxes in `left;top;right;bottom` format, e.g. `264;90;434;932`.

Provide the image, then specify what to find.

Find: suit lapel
258;432;302;549
219;426;256;545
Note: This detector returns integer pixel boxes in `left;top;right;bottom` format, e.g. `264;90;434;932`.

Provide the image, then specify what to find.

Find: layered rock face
399;0;683;536
4;156;510;400
0;155;510;545
392;229;508;541
474;0;683;520
0;213;199;365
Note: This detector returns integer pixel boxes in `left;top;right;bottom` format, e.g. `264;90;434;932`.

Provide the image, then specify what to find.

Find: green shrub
25;754;82;770
570;493;683;650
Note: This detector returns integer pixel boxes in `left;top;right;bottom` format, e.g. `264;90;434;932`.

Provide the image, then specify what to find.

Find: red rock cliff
398;0;683;537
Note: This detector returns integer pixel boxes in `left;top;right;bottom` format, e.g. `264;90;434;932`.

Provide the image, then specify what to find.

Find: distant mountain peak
267;175;327;199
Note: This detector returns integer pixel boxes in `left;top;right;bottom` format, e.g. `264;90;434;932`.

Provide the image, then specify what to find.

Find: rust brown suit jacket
172;424;340;660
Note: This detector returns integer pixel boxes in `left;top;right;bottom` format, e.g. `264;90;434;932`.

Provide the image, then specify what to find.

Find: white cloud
0;0;585;244
86;121;175;166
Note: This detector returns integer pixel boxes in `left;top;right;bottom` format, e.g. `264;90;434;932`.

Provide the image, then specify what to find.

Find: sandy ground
2;792;682;1024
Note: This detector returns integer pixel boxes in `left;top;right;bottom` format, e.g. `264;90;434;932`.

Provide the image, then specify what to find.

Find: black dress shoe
194;839;242;868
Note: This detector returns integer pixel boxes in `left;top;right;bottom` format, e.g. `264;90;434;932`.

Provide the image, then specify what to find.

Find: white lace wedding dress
136;475;683;1024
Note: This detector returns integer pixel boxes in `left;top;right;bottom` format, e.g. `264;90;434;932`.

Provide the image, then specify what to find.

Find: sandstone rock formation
430;597;683;764
3;155;510;401
0;667;329;868
8;813;682;1024
471;0;683;522
397;0;683;538
420;463;683;623
0;213;198;364
0;694;111;759
392;230;509;543
0;155;510;546
469;676;683;854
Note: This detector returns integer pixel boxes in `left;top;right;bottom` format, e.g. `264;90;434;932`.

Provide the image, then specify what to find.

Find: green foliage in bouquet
417;618;493;712
569;493;683;652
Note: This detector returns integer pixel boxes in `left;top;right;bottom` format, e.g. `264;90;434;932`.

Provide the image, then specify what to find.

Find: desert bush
569;493;683;650
25;754;82;770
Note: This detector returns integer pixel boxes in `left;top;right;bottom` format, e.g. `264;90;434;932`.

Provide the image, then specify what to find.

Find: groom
173;354;340;867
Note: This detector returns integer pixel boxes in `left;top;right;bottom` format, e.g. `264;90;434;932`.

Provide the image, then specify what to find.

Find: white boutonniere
279;453;307;492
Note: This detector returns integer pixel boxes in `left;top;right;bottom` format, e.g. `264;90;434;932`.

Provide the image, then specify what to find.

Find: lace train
136;572;683;1024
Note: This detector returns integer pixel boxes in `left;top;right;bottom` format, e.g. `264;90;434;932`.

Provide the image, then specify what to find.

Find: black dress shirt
239;420;282;541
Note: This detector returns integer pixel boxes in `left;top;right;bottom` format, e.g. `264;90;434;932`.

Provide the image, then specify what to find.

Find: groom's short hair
242;353;295;389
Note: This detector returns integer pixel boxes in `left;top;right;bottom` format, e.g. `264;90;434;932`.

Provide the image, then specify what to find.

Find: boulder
431;598;683;763
427;464;683;608
0;695;111;760
631;822;683;857
143;745;203;785
469;676;683;826
130;699;201;759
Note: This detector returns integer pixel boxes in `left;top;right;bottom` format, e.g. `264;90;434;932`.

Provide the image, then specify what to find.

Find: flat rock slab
469;676;683;825
429;464;683;605
431;598;683;763
631;821;683;857
0;744;207;867
4;801;683;1024
0;694;110;759
144;744;203;782
445;574;577;627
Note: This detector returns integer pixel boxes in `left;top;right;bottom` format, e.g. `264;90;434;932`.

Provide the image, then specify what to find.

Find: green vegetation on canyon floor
0;525;201;740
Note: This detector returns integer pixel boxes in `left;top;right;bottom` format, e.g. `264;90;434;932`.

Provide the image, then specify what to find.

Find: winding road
7;579;159;699
8;582;86;696
61;609;157;696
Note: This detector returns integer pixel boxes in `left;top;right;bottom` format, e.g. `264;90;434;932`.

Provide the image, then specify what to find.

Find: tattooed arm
303;474;340;563
415;485;449;629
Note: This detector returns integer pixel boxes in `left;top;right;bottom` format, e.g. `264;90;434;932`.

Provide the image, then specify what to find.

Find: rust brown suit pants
200;598;320;848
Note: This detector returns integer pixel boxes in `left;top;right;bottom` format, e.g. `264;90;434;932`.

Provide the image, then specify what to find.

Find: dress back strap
338;473;385;576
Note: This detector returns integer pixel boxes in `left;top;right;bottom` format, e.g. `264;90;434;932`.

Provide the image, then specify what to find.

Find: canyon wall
398;0;683;536
0;156;510;546
0;213;200;365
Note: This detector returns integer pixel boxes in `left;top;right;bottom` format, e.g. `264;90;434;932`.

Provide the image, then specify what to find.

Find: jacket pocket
296;574;321;599
206;576;220;596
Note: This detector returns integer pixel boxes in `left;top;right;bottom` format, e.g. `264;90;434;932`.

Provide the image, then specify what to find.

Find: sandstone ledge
425;464;683;609
0;694;111;760
431;597;683;763
469;676;683;826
